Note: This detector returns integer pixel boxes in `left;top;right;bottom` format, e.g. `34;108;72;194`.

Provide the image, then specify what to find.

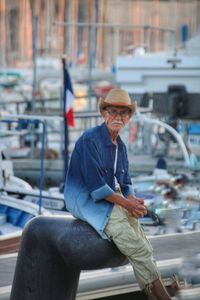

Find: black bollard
10;216;128;300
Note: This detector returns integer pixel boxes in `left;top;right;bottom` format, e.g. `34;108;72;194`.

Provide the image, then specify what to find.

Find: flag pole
62;55;69;181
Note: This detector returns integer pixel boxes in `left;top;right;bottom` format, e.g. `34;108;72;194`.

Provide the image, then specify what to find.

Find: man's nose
115;112;123;119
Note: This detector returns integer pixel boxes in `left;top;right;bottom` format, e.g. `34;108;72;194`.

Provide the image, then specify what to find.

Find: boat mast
0;150;3;191
0;0;7;87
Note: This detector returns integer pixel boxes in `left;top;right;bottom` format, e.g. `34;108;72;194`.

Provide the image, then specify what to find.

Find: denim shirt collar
100;122;123;149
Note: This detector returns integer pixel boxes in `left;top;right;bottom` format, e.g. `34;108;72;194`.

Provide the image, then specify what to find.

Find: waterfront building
0;0;200;69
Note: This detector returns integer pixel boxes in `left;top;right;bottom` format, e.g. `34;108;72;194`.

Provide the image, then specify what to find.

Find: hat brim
99;99;136;116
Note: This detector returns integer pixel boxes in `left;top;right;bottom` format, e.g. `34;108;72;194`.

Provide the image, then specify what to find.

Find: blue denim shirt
64;122;134;239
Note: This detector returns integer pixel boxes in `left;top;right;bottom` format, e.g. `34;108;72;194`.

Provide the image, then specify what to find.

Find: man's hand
125;194;147;218
105;193;147;218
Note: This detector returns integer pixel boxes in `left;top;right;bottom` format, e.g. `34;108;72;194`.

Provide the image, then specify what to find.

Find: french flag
64;66;75;127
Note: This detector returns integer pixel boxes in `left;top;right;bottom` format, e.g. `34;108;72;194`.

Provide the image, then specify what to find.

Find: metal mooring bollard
10;216;128;300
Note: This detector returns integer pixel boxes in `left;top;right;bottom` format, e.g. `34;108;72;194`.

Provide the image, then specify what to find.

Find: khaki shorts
104;204;160;290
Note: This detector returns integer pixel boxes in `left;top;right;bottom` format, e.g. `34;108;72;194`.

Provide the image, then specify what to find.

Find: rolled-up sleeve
91;184;114;201
78;138;115;201
122;184;134;197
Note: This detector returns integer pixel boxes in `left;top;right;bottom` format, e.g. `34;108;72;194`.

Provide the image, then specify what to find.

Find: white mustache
111;121;123;125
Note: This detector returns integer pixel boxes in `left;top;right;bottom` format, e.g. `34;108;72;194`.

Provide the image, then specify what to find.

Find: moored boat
0;194;49;255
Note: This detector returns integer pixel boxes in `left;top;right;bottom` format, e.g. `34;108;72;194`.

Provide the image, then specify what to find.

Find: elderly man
64;88;178;299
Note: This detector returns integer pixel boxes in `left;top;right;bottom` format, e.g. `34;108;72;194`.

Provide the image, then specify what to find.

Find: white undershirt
114;144;120;191
114;143;118;174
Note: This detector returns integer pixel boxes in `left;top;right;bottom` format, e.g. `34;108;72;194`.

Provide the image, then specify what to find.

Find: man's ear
101;110;107;119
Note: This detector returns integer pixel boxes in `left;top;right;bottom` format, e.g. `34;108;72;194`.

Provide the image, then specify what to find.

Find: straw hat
99;88;137;116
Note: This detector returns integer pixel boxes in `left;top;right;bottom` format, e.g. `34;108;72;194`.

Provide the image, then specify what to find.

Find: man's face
103;106;131;133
